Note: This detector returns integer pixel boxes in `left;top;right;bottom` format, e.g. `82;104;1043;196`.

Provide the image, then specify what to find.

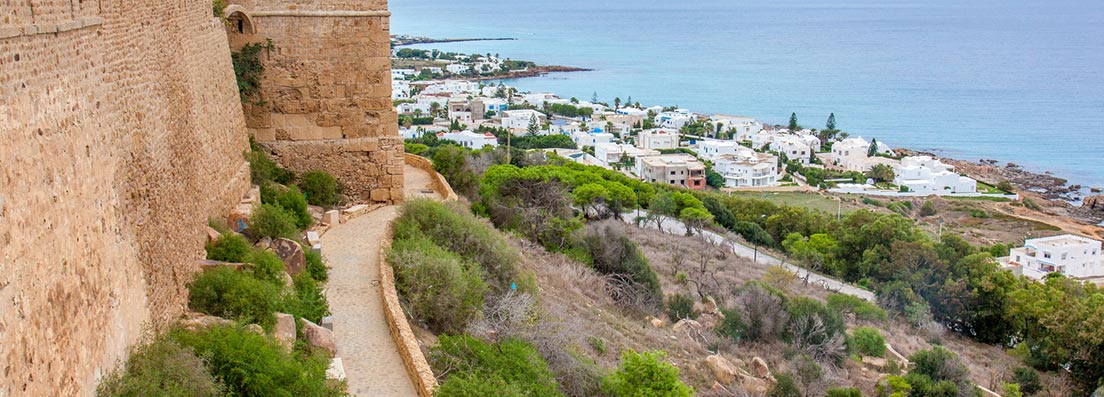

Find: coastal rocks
273;312;296;348
272;237;306;277
705;354;740;385
751;357;770;378
1085;195;1104;211
301;318;337;356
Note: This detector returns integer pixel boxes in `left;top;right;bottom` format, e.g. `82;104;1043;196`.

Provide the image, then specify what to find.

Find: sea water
391;0;1104;188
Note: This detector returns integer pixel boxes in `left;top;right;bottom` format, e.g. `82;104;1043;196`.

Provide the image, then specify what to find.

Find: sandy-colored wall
0;1;250;395
228;0;402;204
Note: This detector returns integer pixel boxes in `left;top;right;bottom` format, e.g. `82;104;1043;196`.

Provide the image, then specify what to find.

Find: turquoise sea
391;0;1104;188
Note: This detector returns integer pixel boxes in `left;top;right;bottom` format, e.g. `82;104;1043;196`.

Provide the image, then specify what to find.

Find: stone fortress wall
0;1;252;395
226;0;404;204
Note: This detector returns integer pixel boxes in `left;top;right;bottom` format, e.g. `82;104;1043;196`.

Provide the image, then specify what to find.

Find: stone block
273;312;296;349
323;210;340;225
705;354;740;386
326;358;346;380
321;316;334;331
312;244;322;255
370;189;389;202
306;231;320;246
204;226;221;244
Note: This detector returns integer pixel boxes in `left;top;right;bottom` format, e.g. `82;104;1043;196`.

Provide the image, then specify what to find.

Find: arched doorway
223;6;255;35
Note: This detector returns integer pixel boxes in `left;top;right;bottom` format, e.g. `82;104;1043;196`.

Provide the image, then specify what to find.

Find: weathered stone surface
273;238;306;277
274;312;296;348
862;356;888;370
671;319;702;334
751;357;771;378
1085;195;1104;211
327;357;347;380
246;324;265;335
255;236;273;249
306;231;321;246
181;312;235;331
705;354;740;385
697;311;725;330
205;226;222;244
323;209;341;225
741;373;772;394
649;317;665;328
300;318;337;356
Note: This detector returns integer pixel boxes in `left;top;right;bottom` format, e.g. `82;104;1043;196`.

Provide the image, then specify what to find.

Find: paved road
626;209;875;301
320;164;437;396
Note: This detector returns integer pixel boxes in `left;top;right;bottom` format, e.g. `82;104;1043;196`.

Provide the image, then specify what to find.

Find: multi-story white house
549;119;582;135
446;64;470;75
392;69;416;79
482;98;509;115
501;109;547;131
713;148;780;188
392;79;410;100
710;115;763;140
893;156;977;194
594;143;660;168
1005;235;1104;280
437;130;499;149
636;154;706;190
770;134;816;165
638;129;679;150
698;140;741;161
655;110;695;129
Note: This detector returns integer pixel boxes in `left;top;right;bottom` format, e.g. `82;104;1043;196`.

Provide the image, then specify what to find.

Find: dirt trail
319;164;438;396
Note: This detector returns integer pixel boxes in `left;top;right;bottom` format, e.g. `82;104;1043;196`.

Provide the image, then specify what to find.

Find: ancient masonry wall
228;0;403;203
0;1;250;395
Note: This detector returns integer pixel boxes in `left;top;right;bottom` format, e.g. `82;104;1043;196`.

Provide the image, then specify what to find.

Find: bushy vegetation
392;199;520;293
576;223;663;310
273;186;312;230
826;293;887;322
603;350;693;397
826;387;863;397
247;143;294;186
431;335;563;397
169;325;341;396
665;293;697;321
849;327;887;357
305;250;327;282
767;373;801;397
250;203;299;240
205;233;251;263
189;267;281;329
97;335;222;397
388;235;486;334
299;171;339;207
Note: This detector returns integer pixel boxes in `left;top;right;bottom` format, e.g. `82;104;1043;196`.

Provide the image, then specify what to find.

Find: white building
571;129;615;147
421;80;480;95
827;137;873;172
520;92;557;106
748;131;779;149
392;79;411;100
710;115;763;140
770;134;815;165
437;130;499;149
501;109;547;131
713;148;780;188
482;98;509;115
894;156;977;194
549;119;582;135
655;110;695;129
638;129;679;150
698;140;741;161
391;69;416;79
635;154;707;190
594;143;660;168
1006;235;1104;280
446;64;470;75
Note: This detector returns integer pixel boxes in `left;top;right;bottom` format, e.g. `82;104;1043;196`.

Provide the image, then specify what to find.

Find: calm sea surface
391;0;1104;188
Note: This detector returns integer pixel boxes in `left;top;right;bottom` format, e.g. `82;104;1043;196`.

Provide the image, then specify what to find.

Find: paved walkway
626;210;876;301
320;164;437;396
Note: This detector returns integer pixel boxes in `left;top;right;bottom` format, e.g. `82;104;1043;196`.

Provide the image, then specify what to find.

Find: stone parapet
262;137;404;204
404;153;459;201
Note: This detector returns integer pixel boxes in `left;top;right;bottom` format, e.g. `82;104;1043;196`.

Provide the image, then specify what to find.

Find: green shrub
827;293;887;322
849;326;887;357
388;235;486;334
1011;366;1041;395
245;249;287;286
587;336;607;354
666;293;698;321
577;224;663;309
250;203;298;240
432;335;562;397
862;197;886;207
260;182;284;205
305;250;327;282
281;273;330;324
826;387;863;397
188;267;279;329
919;200;937;217
393;199;520;294
603;350;693;397
208;218;231;235
170;325;341;397
767;373;800;397
206;234;250;263
405;142;429;155
786;297;846;363
97;335;222;397
1004;383;1023;397
276;186;312;230
716;307;746;342
299;171;339;207
247;148;293;185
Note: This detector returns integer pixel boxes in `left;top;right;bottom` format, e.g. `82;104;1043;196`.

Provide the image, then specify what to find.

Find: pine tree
591;91;599;103
527;115;539;135
868;138;878;157
826;113;837;132
788;113;800;133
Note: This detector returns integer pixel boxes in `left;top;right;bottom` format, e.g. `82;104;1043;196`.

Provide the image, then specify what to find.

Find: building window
1043;252;1051;259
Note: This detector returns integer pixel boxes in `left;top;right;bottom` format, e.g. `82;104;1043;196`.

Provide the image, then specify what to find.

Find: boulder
204;226;221;244
740;373;772;394
671;319;702;334
693;296;719;314
255;236;272;249
245;323;265;335
273;312;296;348
751;357;770;378
1085;195;1104;211
308;205;325;222
180;312;234;331
300;318;337;356
862;356;888;370
272;238;306;277
323;210;341;225
650;317;664;328
697;311;725;330
705;354;740;385
229;203;253;232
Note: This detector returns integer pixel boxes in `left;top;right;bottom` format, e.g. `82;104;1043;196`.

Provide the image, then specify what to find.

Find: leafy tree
679;207;714;236
849;327;887;357
603;351;693;397
826;387;862;397
1011;367;1041;395
867;163;896;183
